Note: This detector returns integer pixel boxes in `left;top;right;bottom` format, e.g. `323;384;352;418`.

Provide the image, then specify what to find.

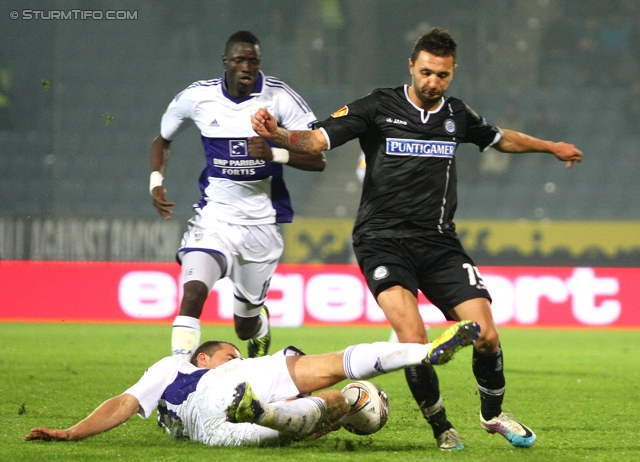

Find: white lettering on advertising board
117;268;621;326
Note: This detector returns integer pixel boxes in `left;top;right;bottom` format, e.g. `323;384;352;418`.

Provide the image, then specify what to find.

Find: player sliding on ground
26;321;479;447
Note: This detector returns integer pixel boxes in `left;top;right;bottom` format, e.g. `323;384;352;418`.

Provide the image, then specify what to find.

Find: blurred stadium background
1;0;639;266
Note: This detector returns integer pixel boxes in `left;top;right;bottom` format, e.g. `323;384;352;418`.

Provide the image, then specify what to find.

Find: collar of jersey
404;85;446;123
221;71;265;104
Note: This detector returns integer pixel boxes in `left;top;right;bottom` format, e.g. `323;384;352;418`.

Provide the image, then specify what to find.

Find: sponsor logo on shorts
373;266;389;280
444;118;456;134
331;105;349;118
386;138;456;158
194;231;203;243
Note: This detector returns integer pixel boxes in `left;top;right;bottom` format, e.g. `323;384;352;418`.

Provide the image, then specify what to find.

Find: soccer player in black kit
251;28;583;450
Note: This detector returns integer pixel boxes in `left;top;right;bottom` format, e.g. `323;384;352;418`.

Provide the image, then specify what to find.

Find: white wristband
149;171;163;195
271;148;290;164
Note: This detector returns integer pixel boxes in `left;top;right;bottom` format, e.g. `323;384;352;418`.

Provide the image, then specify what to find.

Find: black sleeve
313;94;378;150
463;103;501;151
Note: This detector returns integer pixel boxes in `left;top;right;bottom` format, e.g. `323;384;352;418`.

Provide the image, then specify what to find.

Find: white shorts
194;348;301;446
178;210;284;305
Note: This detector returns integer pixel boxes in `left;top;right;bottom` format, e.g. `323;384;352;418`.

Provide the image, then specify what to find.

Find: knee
320;390;350;418
474;329;500;354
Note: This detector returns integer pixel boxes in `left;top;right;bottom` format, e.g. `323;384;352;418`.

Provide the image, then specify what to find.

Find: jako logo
386;117;408;125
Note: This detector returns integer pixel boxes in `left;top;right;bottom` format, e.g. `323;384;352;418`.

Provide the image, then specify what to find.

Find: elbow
153;134;171;149
492;140;512;153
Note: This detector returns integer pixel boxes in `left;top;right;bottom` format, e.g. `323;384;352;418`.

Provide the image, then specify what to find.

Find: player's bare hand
553;142;583;169
151;186;176;221
25;427;71;441
251;108;277;138
248;136;274;161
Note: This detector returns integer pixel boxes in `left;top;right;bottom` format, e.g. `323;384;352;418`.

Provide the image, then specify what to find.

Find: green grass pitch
2;322;639;461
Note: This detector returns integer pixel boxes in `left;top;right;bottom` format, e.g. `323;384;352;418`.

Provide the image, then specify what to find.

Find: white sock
343;342;431;379
171;315;201;360
257;397;328;436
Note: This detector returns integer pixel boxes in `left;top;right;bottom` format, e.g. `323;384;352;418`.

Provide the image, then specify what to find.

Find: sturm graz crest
373;266;389;280
444;119;456;134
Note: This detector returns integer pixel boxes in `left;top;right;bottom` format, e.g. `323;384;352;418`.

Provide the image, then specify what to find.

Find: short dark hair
411;27;457;62
225;30;261;56
190;340;239;366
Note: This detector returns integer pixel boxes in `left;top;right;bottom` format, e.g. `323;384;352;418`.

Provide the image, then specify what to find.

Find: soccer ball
339;380;389;435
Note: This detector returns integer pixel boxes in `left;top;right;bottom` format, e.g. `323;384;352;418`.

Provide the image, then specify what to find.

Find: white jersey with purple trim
161;71;318;225
124;356;204;439
124;348;304;446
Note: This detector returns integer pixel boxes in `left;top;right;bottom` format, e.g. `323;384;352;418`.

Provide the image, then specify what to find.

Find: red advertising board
1;261;638;327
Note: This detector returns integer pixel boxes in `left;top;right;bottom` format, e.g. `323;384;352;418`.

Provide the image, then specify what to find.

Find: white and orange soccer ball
339;380;390;435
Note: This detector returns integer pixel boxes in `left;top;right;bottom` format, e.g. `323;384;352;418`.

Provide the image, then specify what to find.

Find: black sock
472;347;506;420
405;364;452;438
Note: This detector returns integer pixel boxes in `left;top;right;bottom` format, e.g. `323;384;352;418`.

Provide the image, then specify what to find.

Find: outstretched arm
149;135;176;220
251;108;328;155
495;128;583;168
285;150;327;171
25;393;141;442
247;137;326;171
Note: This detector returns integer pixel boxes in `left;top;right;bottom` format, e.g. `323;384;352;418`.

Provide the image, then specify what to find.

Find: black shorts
353;233;491;320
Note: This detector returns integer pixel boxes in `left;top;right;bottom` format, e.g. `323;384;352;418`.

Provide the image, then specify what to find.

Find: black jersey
314;86;501;240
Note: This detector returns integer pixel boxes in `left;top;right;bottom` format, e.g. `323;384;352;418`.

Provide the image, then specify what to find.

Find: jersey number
259;278;271;301
462;263;485;287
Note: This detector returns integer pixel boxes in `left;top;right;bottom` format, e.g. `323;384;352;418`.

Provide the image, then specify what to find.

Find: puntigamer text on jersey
386;139;456;157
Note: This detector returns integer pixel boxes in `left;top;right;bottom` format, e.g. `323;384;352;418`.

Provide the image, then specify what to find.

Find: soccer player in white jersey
149;31;326;360
25;321;479;447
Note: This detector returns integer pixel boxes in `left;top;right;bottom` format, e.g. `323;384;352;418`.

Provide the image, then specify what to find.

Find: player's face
213;343;242;366
223;42;262;98
202;343;242;369
408;51;456;110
